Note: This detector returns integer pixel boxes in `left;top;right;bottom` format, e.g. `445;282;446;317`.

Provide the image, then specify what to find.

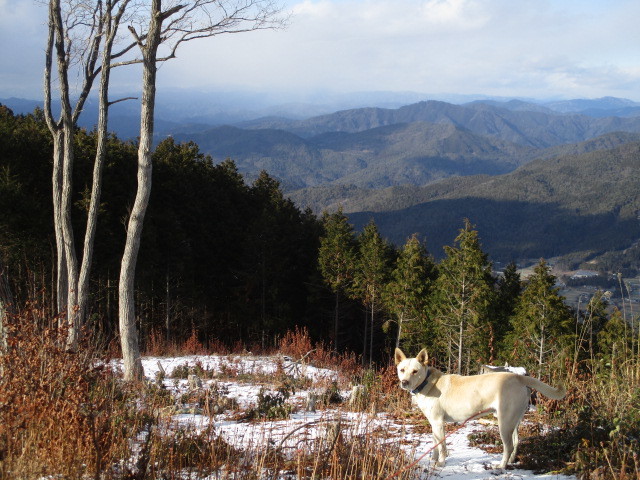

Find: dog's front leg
431;421;447;467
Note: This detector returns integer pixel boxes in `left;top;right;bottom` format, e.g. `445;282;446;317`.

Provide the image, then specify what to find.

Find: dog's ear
416;348;429;365
394;348;406;365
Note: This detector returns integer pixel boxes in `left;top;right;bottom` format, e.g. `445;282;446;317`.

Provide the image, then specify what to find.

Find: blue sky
1;0;639;101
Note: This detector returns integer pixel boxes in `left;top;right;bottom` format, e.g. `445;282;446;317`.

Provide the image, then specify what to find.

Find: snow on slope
111;354;575;480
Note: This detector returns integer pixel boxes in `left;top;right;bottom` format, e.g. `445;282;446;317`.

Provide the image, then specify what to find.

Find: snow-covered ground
112;354;576;480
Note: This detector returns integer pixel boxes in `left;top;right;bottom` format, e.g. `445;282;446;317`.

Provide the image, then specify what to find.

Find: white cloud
2;0;640;101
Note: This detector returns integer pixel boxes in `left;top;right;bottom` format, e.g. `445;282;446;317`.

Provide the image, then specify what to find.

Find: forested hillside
174;100;640;195
345;141;640;267
175;121;535;190
0;105;326;347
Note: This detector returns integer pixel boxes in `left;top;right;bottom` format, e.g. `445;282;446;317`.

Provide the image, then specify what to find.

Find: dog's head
394;348;429;391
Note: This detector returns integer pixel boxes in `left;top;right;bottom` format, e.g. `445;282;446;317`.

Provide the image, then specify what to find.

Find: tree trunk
44;5;67;319
52;130;68;319
362;308;368;367
333;290;339;353
395;312;404;350
457;317;464;375
118;1;162;381
538;323;545;378
49;0;81;349
77;5;121;345
369;293;375;368
61;119;80;350
0;259;13;355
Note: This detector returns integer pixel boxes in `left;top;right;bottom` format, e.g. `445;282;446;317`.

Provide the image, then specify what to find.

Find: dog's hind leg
498;420;516;469
497;397;528;468
510;427;519;463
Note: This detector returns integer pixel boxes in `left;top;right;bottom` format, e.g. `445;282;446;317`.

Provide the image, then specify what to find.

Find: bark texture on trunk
77;4;121;344
0;260;13;354
51;131;68;318
118;0;162;381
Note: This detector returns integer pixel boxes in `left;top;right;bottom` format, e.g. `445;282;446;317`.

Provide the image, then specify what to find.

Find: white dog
395;348;565;468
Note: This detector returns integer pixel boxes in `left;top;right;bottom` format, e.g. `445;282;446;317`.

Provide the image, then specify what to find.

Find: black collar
411;368;431;395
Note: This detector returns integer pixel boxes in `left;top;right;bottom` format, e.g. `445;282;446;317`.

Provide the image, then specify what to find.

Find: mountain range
2;92;640;269
347;141;640;264
176;97;640;268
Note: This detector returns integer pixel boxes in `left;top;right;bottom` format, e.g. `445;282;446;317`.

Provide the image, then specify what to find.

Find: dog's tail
518;376;566;400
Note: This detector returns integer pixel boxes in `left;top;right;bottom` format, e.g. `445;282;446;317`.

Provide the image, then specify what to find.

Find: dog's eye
400;368;405;373
412;369;418;374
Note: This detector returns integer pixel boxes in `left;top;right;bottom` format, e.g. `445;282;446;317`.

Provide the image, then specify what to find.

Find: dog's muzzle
400;380;410;390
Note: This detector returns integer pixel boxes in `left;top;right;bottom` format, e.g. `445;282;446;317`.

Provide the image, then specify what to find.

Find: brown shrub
0;309;149;479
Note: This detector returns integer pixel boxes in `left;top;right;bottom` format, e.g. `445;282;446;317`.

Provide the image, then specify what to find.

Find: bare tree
43;0;98;330
76;0;135;346
117;0;286;380
43;0;136;349
0;259;13;358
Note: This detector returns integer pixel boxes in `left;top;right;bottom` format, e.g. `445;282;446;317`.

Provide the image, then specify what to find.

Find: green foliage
354;220;394;365
431;220;497;373
318;208;359;349
0;106;325;347
505;259;574;375
318;208;358;295
596;309;633;366
251;382;295;420
383;233;436;352
354;221;393;305
0;105;53;265
494;261;522;342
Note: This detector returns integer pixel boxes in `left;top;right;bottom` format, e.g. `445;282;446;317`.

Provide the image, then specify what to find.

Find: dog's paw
489;465;509;474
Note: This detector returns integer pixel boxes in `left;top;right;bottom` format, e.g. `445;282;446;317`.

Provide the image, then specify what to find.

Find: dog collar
411;368;431;395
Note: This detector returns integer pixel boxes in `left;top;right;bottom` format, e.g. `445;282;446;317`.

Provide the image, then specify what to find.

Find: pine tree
354;220;393;367
495;261;522;360
597;308;632;370
383;234;436;351
433;219;496;374
318;208;358;352
507;258;573;376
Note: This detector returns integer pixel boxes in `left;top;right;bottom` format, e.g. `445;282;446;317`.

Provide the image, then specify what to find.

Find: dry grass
2;312;638;479
0;308;151;480
0;315;424;479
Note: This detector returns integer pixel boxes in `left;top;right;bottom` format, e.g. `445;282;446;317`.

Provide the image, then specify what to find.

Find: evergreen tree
506;258;573;376
597;308;633;370
237;171;323;344
318;208;358;352
354;220;393;367
495;261;522;360
577;290;610;364
383;234;436;351
432;219;496;374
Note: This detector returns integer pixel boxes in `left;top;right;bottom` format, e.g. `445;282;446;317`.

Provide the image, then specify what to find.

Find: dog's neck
411;368;432;395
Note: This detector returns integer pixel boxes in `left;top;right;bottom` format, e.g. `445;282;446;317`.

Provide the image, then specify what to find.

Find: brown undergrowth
0;307;151;480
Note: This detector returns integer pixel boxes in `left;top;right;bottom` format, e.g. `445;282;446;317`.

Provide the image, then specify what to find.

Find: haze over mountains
3;91;640;268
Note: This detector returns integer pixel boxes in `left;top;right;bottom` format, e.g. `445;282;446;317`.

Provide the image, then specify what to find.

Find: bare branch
43;2;61;133
108;96;138;106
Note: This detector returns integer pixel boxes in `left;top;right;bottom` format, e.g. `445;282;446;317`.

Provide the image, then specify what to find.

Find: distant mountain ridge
3;93;640;139
174;121;535;190
3;92;640;269
242;100;640;148
345;141;640;264
289;131;640;214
